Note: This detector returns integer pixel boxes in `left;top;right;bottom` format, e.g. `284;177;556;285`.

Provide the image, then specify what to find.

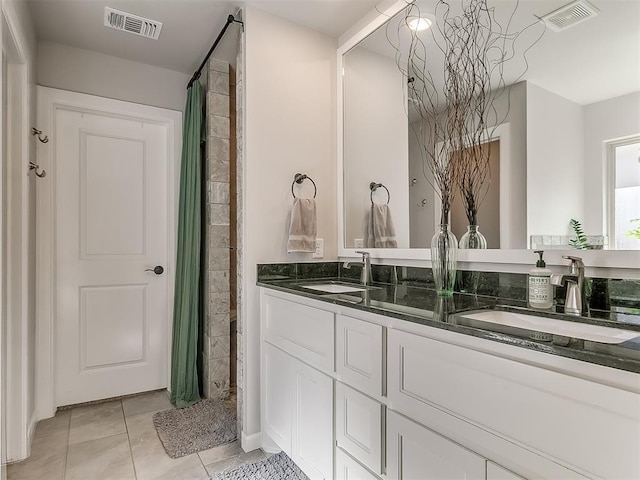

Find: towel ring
291;173;317;199
370;182;390;205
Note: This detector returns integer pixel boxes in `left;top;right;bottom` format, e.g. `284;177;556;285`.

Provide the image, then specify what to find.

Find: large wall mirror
340;0;640;259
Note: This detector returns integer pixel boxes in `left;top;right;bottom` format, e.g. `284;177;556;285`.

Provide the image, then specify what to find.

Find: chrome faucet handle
354;250;372;286
562;255;584;273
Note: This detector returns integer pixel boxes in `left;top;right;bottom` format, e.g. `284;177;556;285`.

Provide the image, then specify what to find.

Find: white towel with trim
368;203;397;248
287;198;317;253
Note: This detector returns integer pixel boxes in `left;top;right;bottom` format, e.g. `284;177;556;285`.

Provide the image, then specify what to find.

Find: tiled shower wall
203;58;231;399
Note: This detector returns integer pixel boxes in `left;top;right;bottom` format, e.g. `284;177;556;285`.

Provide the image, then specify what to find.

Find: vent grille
104;7;163;40
541;0;600;32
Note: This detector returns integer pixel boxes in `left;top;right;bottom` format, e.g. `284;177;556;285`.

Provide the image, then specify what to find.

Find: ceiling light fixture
408;17;432;31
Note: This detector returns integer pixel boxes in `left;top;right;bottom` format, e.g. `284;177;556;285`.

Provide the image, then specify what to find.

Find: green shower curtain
170;81;203;407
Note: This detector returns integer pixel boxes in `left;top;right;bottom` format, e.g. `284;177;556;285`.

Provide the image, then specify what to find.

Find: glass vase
459;224;487;249
457;225;486;294
431;224;458;297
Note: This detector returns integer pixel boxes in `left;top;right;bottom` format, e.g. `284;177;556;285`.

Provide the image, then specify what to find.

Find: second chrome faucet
551;255;589;316
343;250;372;286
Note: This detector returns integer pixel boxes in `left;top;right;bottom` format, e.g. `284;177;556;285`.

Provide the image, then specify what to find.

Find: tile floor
7;390;265;480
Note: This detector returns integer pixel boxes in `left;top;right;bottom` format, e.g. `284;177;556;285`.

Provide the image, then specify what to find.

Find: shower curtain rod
187;13;243;89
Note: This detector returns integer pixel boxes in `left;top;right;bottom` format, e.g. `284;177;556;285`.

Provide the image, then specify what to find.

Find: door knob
145;266;164;275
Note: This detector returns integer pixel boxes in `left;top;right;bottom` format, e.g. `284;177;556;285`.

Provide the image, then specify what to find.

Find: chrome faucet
551;255;588;316
343;250;372;286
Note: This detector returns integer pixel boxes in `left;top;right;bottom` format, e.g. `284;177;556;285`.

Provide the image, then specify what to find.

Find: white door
43;88;178;406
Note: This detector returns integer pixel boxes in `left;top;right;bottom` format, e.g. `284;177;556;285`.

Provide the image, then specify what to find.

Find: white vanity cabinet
260;289;640;480
261;294;335;480
335;313;385;476
386;410;486;480
335;382;384;475
387;328;639;479
335;449;380;480
336;314;384;397
291;355;334;479
487;462;526;480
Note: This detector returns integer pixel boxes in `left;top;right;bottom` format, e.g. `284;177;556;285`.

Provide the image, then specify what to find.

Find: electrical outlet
313;238;324;258
354;238;364;249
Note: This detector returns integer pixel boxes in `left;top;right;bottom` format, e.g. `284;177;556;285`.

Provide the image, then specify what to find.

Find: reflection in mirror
342;0;640;250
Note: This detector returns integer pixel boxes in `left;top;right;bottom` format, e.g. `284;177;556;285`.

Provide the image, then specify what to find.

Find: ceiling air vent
104;7;163;40
540;0;600;32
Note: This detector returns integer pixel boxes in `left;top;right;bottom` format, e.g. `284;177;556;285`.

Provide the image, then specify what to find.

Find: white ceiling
27;0;381;74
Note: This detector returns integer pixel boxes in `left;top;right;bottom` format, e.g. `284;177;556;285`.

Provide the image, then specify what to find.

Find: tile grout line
196;450;209;477
62;411;72;480
122;399;139;480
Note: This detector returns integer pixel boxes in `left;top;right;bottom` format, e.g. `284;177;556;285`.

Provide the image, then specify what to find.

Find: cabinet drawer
335;382;383;475
387;329;640;479
263;295;334;372
387;410;485;480
336;448;380;480
336;315;383;397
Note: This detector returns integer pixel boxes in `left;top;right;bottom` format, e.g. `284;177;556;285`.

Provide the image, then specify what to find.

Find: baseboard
241;431;262;453
26;411;37;457
260;433;281;454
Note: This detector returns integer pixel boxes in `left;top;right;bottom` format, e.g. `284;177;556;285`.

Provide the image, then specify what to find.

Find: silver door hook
32;127;49;143
29;161;46;178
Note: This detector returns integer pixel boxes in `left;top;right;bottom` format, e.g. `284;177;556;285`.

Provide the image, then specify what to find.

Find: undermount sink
459;310;640;345
299;283;368;294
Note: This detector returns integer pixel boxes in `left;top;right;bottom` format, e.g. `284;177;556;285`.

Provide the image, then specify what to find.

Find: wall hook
32;127;49;143
29;161;46;178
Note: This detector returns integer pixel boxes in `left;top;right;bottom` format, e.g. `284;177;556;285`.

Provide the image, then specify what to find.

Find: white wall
37;41;190;112
343;46;409;248
408;119;435;247
2;0;38;463
243;5;337;443
583;91;640;235
526;82;584;241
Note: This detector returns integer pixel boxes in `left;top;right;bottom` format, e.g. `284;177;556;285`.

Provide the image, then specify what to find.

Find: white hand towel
368;203;397;248
287;198;317;253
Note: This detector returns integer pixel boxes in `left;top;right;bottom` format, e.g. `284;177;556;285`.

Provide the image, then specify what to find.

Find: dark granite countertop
258;277;640;375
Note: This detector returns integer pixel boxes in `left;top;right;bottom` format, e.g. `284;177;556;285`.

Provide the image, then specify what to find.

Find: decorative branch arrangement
388;0;544;225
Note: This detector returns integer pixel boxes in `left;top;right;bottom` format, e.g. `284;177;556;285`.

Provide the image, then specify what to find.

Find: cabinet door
263;343;292;455
336;382;383;475
336;314;383;397
487;462;525;480
292;358;334;480
336;448;381;480
387;411;485;480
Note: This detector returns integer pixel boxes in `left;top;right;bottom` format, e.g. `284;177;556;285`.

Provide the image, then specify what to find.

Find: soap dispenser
528;250;553;310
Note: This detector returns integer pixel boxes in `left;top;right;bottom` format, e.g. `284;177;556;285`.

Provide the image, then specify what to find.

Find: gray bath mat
153;398;237;458
211;452;309;480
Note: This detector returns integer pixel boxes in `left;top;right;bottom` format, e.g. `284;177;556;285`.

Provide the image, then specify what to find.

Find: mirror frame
336;0;640;278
